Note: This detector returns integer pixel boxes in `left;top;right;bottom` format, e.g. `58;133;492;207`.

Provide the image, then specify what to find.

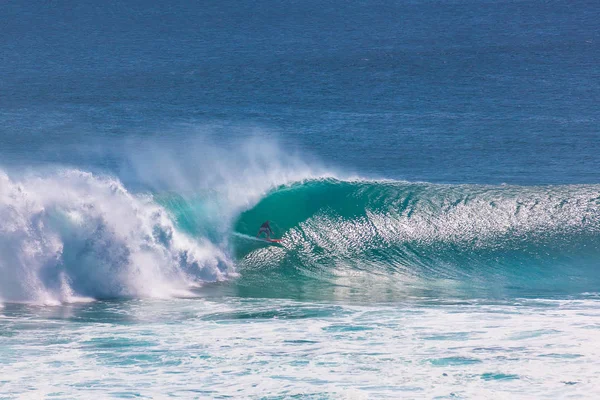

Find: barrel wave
1;167;599;304
232;179;600;299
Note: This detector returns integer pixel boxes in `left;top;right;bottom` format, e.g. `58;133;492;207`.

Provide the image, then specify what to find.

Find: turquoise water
1;0;599;398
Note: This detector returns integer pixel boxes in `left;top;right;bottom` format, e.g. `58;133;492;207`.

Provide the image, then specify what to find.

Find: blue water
1;0;599;398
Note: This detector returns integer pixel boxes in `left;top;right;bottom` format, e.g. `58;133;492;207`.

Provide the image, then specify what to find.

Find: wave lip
0;169;233;305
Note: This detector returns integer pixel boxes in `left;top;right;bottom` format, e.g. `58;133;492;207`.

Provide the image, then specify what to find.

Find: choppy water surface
2;297;599;398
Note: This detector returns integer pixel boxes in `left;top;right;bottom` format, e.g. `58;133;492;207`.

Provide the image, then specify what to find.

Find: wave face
233;179;600;298
0;170;231;304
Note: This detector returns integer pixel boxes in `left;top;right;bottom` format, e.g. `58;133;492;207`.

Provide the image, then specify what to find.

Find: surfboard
232;232;283;246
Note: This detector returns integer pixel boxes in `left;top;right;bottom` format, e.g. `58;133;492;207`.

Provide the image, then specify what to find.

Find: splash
0;134;334;305
0;169;232;304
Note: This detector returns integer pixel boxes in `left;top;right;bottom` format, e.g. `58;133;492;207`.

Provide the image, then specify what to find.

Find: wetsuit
257;221;273;238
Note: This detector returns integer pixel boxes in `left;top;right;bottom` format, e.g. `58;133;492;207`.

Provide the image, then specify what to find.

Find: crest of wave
0;169;232;305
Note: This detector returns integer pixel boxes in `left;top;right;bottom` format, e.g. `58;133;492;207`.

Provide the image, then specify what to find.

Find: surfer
257;220;274;239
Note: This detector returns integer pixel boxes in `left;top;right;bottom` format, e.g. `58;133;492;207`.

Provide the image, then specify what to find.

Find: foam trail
0;169;232;304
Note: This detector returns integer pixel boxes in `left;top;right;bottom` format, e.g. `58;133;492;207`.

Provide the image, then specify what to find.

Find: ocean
1;0;599;398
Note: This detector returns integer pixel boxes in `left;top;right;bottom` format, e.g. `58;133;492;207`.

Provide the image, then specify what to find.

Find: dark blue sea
1;0;599;398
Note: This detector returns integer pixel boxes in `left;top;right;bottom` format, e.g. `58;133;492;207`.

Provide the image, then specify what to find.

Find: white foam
0;169;233;304
1;298;598;398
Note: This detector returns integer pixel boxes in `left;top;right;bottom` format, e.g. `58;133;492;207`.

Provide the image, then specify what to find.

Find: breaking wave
0;169;231;304
1;165;599;304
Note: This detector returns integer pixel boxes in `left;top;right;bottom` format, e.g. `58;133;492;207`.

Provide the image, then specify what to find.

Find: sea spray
0;169;232;304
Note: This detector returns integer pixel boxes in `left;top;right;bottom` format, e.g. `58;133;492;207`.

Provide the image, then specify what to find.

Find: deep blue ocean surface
3;0;599;183
1;0;599;398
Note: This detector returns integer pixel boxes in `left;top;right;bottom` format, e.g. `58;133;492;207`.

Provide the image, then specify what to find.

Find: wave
1;164;599;304
232;179;600;298
0;135;330;305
